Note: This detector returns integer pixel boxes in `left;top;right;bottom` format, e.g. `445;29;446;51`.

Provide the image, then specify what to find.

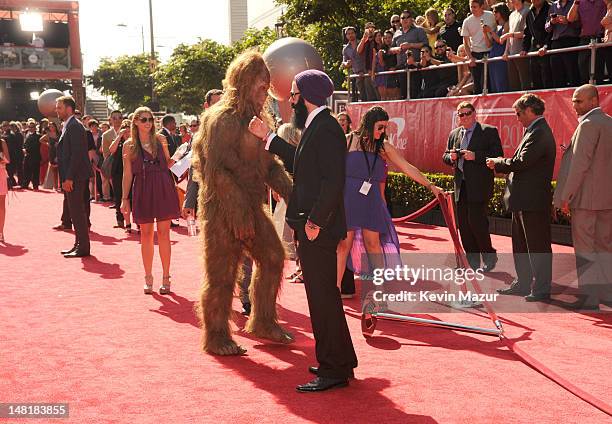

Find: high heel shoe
159;275;172;295
143;275;153;294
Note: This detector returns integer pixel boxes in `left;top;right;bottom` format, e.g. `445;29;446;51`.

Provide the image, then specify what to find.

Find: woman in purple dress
337;106;443;285
121;107;180;295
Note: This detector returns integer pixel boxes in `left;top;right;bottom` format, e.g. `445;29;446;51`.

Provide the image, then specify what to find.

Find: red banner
346;86;612;178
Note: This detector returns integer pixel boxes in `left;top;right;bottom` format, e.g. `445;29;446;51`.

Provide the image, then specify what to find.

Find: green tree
280;0;470;88
88;54;154;112
155;39;233;115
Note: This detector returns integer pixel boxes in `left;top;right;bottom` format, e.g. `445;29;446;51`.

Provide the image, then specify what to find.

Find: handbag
101;155;114;178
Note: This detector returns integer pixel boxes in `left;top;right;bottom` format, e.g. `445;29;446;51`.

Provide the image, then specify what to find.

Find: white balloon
37;89;64;117
263;38;324;101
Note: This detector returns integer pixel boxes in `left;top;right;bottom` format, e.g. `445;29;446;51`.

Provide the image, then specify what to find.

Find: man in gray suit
56;96;93;258
554;85;612;310
487;93;556;302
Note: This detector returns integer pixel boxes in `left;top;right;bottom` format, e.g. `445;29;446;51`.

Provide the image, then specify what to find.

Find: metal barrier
0;46;71;70
347;40;612;103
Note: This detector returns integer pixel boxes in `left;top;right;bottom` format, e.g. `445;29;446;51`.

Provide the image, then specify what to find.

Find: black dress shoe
482;255;498;272
308;366;354;379
525;293;551;302
497;280;529;296
60;246;77;255
63;250;90;258
53;224;71;231
296;377;349;393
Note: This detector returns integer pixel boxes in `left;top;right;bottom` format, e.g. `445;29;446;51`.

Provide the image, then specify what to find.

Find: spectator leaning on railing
522;0;553;90
379;30;401;100
504;0;531;91
389;10;428;99
545;0;581;88
439;7;463;52
568;0;607;84
461;0;497;94
485;2;511;93
343;26;378;102
357;22;381;101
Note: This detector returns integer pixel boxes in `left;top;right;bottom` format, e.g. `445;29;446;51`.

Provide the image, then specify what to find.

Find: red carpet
1;189;611;423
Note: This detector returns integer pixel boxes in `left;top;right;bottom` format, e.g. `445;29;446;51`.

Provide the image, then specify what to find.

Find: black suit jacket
160;128;178;157
493;118;556;212
56;117;93;182
269;108;347;241
442;122;503;203
24;132;41;162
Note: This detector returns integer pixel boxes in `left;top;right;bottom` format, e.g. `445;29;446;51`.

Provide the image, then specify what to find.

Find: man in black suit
443;101;503;271
22;120;41;190
55;96;93;258
159;115;178;157
249;70;357;392
487;93;556;302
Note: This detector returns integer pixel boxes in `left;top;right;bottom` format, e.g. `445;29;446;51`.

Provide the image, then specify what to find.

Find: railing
0;46;71;71
347;40;612;103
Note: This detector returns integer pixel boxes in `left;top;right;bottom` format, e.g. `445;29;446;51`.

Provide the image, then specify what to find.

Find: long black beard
291;97;308;130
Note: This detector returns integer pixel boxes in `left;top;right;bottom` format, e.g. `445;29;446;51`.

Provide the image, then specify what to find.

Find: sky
78;0;230;75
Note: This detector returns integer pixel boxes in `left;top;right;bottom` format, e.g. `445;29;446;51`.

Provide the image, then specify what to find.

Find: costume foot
245;322;295;344
206;339;246;356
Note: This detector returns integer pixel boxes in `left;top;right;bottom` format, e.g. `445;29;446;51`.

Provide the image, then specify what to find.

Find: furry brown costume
192;50;294;355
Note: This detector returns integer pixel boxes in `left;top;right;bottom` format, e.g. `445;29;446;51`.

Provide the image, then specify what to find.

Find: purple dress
344;150;401;274
131;147;180;224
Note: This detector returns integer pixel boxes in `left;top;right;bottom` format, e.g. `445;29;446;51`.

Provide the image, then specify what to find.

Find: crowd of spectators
343;0;612;101
0;109;202;234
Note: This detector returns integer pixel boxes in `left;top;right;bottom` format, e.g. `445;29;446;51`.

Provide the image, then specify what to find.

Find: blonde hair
129;106;158;159
277;123;301;147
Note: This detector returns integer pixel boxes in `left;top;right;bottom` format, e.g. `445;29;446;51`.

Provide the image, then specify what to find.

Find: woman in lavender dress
337;106;442;286
121;107;180;295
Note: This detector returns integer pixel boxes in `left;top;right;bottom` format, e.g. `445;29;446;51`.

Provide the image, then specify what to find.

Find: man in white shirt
461;0;497;93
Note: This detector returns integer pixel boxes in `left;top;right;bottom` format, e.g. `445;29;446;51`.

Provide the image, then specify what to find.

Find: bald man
554;85;612;310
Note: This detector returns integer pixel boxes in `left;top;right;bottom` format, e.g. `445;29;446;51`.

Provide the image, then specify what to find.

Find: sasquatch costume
192;50;294;355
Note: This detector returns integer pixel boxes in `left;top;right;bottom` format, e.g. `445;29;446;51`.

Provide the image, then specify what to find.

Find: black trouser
112;172;125;224
529;53;552;90
61;183;91;228
65;178;90;253
6;155;22;188
297;229;357;380
22;157;40;189
578;37;606;84
471;51;488;94
550;37;580;88
340;266;355;295
511;209;552;296
398;66;422;99
95;169;103;200
457;182;495;268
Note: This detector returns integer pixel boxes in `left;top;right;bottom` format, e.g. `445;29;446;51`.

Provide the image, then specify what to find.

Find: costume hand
233;217;255;241
62;179;73;192
461;149;475;160
485;158;496;169
182;207;195;219
248;116;270;140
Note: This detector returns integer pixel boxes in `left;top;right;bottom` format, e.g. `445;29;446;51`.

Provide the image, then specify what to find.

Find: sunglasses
290;91;300;99
435;45;446;49
139;117;155;123
190;124;199;128
375;124;388;131
401;16;411;19
392;20;400;23
457;111;473;118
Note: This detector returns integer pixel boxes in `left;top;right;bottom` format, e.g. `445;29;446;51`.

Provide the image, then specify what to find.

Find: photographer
109;119;132;232
443;102;503;271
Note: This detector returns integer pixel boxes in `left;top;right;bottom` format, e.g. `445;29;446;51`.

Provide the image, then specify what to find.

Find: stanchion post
406;69;411;100
482;55;489;95
347;75;351;105
589;38;596;84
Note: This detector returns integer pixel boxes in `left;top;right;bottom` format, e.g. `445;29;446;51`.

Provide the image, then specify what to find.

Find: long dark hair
353;106;389;155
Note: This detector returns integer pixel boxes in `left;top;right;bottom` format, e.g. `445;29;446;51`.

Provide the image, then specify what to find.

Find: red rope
406;191;612;416
391;197;439;223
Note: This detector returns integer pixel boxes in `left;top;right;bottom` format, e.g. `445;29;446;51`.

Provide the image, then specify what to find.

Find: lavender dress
344;150;400;274
131;147;180;224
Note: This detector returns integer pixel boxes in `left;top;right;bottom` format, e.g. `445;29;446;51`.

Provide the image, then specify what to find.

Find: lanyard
362;147;378;182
